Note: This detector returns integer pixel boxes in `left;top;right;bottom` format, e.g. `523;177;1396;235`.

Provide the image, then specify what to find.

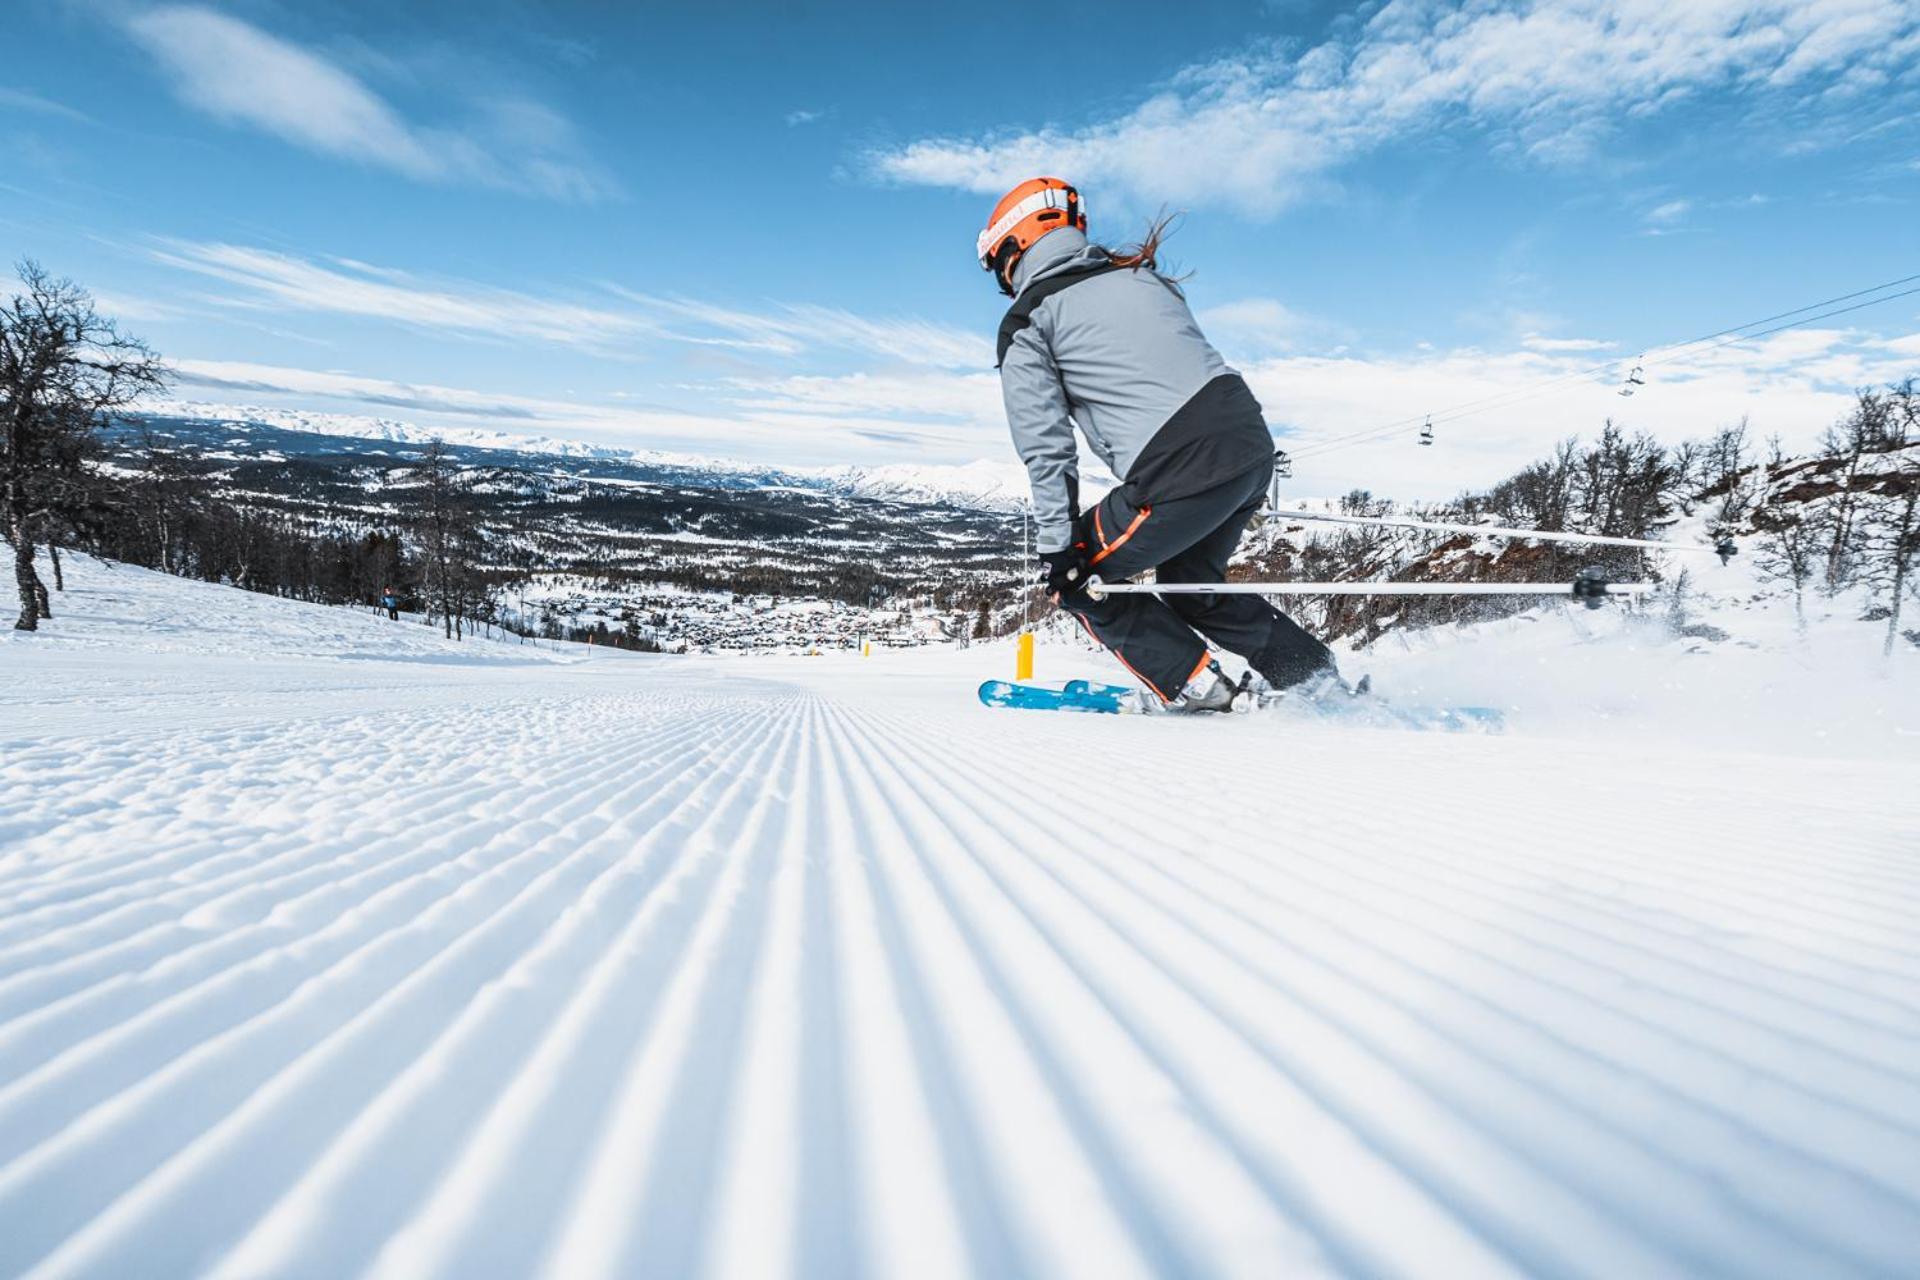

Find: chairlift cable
1283;271;1920;463
1292;272;1920;458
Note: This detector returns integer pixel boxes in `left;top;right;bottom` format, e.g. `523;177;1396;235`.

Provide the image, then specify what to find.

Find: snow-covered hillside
3;560;1919;1278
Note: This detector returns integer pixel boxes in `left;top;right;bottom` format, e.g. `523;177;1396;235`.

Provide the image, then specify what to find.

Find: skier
381;585;400;621
981;177;1340;712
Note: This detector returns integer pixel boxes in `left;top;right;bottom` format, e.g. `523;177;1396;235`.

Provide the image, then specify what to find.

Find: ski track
3;650;1919;1279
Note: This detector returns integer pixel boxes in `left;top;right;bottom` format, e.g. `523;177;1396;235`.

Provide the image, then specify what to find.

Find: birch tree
1;262;166;630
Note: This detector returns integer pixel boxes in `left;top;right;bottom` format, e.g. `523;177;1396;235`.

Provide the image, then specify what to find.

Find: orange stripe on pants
1089;504;1151;567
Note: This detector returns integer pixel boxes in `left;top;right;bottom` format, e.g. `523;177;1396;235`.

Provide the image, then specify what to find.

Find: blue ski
978;677;1503;731
978;679;1132;713
1063;679;1135;699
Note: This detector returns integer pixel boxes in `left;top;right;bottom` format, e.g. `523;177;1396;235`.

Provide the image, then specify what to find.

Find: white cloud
1521;334;1616;352
153;317;1920;492
782;305;989;369
727;369;1002;425
602;288;991;369
167;360;561;420
149;241;664;352
145;241;990;368
785;108;828;127
87;289;193;324
0;87;91;123
1641;196;1695;236
1242;323;1920;499
122;5;611;200
872;0;1920;212
159;358;997;465
1196;298;1319;355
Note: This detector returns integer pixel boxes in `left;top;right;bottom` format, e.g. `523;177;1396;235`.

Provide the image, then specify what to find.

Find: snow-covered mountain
153;400;1034;511
810;458;1033;511
152;400;651;464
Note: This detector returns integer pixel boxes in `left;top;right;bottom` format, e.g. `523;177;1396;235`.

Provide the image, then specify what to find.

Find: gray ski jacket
997;227;1273;552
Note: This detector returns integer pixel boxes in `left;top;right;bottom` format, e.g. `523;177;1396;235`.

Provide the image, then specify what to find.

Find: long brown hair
1100;210;1186;278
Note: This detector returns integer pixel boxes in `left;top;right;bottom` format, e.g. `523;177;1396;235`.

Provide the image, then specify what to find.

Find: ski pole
1083;573;1652;608
1266;508;1736;560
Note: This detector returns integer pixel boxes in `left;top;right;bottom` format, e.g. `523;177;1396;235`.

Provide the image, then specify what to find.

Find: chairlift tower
1268;448;1291;510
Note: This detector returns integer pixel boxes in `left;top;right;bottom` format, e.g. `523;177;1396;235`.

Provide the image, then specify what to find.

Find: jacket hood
1011;228;1107;296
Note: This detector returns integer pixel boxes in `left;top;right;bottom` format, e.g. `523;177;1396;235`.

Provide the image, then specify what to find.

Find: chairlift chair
1418;417;1435;447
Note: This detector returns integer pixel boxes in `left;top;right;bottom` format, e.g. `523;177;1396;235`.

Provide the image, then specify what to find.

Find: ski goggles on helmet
977;179;1085;289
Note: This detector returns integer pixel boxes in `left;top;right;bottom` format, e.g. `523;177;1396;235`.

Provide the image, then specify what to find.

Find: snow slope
3;561;1920;1278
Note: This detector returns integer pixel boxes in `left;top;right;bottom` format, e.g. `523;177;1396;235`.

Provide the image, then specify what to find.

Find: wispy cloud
121;5;613;200
0;87;91;124
148;241;664;351
727;369;1001;423
168;361;545;419
1645;198;1693;225
1520;334;1616;353
605;293;990;369
1195;297;1341;356
145;239;991;369
147;315;1920;487
1641;196;1695;236
871;0;1920;213
156;358;999;464
785;108;829;127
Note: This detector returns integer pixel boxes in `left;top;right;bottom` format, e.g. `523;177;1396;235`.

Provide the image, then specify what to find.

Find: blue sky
4;0;1919;496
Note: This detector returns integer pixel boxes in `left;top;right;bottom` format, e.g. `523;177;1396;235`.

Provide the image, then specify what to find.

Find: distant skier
381;585;400;621
980;177;1339;712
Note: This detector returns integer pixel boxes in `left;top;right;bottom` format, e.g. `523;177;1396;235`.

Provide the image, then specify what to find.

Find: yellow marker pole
1015;631;1034;682
862;640;871;657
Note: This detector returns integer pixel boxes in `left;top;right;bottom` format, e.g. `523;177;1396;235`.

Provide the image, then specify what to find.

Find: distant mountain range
152;400;1036;512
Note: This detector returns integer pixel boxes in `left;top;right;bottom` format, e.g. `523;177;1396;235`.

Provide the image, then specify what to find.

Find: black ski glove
1037;547;1090;600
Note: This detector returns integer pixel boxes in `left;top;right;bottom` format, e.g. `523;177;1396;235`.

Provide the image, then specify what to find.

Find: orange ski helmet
977;177;1085;296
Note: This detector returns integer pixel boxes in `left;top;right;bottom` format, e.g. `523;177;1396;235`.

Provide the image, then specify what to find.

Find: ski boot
1155;659;1241;715
1244;665;1371;712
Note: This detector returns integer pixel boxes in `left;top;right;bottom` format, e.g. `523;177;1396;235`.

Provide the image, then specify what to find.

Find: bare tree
410;439;479;639
1702;419;1756;528
1819;390;1893;593
132;429;207;576
1859;380;1919;655
1754;510;1821;631
1862;477;1919;655
1;262;167;629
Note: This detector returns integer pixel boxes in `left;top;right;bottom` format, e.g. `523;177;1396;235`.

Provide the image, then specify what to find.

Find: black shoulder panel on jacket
995;262;1127;368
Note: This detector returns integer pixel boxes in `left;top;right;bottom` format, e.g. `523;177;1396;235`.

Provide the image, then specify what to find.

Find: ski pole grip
1084;574;1109;601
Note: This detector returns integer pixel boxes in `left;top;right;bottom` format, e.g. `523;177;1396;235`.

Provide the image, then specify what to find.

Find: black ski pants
1062;458;1332;702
